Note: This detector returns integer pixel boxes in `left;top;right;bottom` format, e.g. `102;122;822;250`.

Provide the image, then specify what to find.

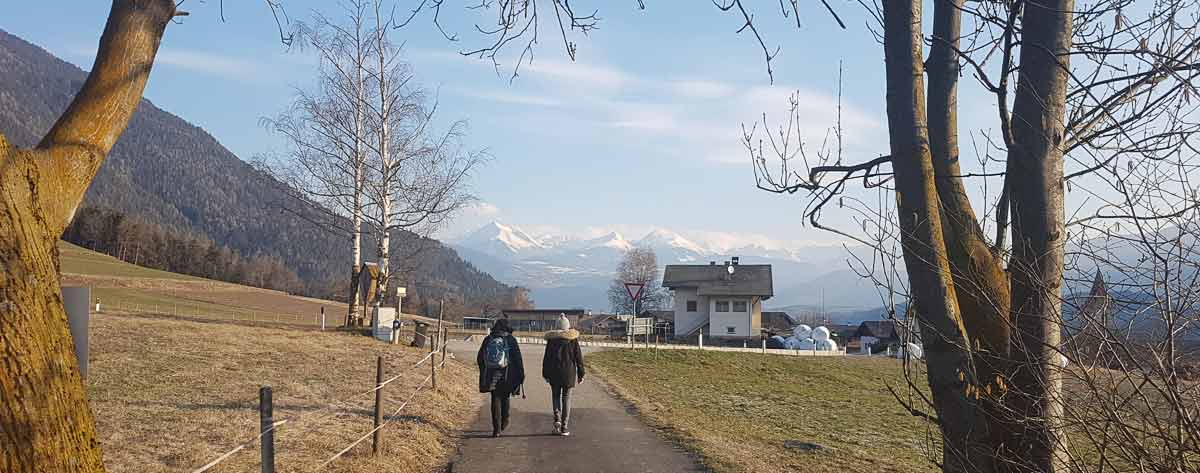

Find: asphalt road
447;340;702;473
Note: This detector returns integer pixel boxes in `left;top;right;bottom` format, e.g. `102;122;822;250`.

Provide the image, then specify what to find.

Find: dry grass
59;241;343;326
87;313;477;473
589;349;940;473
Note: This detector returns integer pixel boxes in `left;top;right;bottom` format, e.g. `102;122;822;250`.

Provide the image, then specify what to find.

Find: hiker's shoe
491;431;501;438
560;430;571;437
553;421;562;434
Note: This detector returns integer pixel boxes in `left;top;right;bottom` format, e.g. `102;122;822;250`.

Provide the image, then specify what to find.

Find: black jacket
542;329;585;388
477;330;525;395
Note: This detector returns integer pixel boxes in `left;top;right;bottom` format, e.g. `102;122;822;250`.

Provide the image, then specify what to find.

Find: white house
662;258;773;340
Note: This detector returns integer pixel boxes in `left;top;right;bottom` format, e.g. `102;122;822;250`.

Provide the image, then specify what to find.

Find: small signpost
624;282;647;344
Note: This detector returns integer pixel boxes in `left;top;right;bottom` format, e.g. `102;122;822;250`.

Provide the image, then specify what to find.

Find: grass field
88;313;476;473
59;241;344;326
588;349;940;473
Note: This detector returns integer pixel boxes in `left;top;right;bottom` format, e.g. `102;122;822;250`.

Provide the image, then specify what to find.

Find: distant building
662;258;773;340
500;309;587;332
760;311;797;336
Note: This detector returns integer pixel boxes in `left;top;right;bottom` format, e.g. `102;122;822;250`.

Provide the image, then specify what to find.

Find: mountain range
0;29;519;314
453;221;885;313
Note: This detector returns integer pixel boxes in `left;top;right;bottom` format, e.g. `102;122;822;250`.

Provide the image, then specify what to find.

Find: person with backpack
542;314;584;436
477;318;524;437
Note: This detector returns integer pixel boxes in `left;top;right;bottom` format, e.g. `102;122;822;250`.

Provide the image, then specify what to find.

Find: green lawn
589;349;940;473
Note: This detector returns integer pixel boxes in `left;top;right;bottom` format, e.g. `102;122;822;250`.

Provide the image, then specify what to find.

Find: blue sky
6;1;1009;250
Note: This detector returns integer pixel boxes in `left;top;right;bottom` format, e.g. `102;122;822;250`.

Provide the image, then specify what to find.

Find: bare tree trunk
881;1;994;471
347;21;368;328
925;0;1015;462
0;1;174;470
1004;2;1073;471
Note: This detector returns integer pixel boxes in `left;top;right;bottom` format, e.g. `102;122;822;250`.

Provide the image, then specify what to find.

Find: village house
499;309;587;332
662;257;773;341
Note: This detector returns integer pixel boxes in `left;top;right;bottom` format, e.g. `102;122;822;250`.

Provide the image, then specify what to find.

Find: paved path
447;340;702;473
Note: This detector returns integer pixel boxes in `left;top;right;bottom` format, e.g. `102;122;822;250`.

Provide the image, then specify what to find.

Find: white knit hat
557;313;571;331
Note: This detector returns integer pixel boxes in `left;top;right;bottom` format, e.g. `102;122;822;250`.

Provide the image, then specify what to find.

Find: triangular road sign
624;282;645;301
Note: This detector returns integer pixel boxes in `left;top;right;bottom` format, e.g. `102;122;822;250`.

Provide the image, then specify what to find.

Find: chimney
723;260;730;266
732;256;740;266
709;261;716;265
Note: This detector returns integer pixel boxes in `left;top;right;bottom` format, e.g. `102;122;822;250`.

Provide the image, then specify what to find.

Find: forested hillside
0;29;519;315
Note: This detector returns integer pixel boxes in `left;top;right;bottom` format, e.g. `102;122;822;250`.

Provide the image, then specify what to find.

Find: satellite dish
726;264;735;275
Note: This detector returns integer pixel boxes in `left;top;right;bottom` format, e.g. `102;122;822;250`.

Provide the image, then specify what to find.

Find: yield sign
624;282;645;301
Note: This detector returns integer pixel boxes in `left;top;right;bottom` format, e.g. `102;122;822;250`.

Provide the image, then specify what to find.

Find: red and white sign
623;282;645;301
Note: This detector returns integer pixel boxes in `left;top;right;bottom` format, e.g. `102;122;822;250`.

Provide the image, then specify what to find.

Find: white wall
672;287;708;336
708;297;756;337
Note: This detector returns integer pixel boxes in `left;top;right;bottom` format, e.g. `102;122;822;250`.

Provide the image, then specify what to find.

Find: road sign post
624;282;645;343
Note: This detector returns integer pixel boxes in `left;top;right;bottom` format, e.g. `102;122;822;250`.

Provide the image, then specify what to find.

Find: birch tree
361;1;482;322
259;0;374;327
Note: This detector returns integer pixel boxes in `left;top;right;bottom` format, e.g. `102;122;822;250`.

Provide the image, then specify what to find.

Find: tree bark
1004;1;1074;470
881;1;994;471
925;0;1016;464
926;0;1011;356
0;1;174;471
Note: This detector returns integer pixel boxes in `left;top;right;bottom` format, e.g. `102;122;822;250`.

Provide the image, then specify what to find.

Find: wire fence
191;328;454;473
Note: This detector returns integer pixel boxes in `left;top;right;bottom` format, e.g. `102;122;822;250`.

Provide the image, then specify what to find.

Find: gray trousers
551;385;572;428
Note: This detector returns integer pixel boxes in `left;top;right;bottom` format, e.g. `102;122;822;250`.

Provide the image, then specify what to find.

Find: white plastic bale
792;324;813;339
794;339;816;350
815;339;838;351
812;326;831;342
905;342;923;359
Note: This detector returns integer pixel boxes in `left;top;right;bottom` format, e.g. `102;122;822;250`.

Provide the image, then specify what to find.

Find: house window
732;300;748;312
726;326;737;334
686;300;697;312
715;300;730;312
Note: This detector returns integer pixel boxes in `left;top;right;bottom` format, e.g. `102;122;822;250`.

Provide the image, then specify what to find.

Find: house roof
662;264;773;299
642;310;675;322
761;311;796;333
855;320;915;340
826;324;859;339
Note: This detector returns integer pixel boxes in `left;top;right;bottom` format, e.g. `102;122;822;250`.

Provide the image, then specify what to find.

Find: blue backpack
484;336;509;369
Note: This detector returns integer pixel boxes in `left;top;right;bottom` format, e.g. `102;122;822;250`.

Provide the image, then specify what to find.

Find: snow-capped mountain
451;221;881;311
459;221;545;258
636;229;707;263
577;231;634;252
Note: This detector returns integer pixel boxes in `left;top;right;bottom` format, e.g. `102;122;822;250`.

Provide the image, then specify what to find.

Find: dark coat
477;330;524;395
542;329;585;388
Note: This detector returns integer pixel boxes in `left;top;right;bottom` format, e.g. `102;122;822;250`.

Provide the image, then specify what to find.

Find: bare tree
359;1;483;325
607;247;667;315
0;1;178;470
739;1;1200;471
258;0;375;327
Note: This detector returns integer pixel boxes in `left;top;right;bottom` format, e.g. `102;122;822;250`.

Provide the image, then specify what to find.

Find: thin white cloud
154;49;266;81
66;46;267;82
668;79;736;100
522;59;634;90
447;86;563;107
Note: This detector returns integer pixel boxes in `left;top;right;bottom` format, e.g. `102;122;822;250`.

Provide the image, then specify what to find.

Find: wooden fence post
373;356;384;454
433;300;444;390
441;327;448;365
259;386;276;473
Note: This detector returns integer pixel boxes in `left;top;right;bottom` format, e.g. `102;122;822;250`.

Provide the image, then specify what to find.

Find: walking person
477;318;524;437
542;314;584;436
